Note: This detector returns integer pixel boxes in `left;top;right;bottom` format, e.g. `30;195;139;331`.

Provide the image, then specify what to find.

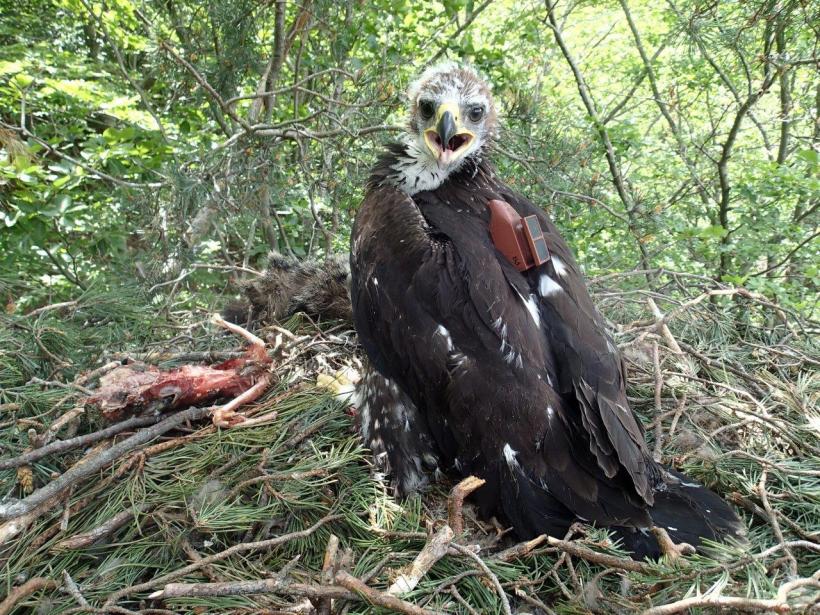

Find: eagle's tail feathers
615;468;745;559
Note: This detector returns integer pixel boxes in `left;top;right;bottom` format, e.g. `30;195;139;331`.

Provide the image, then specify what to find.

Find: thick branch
447;476;485;535
388;525;454;595
544;1;632;214
249;0;287;123
158;40;252;134
0;415;160;470
0;578;59;615
716;70;779;278
544;536;651;573
774;17;792;165
0;406;210;521
619;0;714;206
150;579;353;601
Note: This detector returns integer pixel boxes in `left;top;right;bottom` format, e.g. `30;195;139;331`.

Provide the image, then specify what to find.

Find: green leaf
52;175;71;188
11;72;35;88
0;60;25;75
698;225;729;240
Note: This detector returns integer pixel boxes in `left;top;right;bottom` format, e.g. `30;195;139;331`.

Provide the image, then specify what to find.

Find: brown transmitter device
488;199;550;272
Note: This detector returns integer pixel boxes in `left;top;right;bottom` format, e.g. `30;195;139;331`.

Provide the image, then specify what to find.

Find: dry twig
0;406;211;522
335;570;439;615
643;569;820;614
52;504;148;551
104;513;342;607
148;579;353;601
0;415;160;470
61;570;90;608
447;542;513;615
447;475;485;535
757;470;798;576
494;534;548;562
388;524;454;595
544;536;651;573
316;534;340;615
0;577;60;615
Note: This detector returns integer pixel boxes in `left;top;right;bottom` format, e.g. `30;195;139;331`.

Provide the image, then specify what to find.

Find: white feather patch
606;338;618;355
514;289;541;328
503;443;520;470
435;325;454;351
551;256;569;278
538;274;562;297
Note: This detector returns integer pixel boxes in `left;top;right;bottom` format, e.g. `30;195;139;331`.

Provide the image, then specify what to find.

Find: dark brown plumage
350;62;743;559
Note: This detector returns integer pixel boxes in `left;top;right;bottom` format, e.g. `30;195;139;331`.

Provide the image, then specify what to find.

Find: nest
0;269;817;614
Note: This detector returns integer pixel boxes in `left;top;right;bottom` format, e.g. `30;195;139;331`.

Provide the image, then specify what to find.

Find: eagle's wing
350;184;467;490
501;189;659;505
351;185;536;467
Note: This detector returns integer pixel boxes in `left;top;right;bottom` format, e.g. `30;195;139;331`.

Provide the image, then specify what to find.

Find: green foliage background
1;0;817;317
0;2;818;612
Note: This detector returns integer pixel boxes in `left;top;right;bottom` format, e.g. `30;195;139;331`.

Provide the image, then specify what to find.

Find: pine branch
0;577;59;615
335;571;440;615
0;406;211;521
0;415;160;470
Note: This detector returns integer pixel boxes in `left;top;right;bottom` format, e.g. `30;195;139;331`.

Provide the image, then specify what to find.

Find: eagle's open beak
424;102;474;166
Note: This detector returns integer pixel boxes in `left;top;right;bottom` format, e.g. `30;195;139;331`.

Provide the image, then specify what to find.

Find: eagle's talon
651;526;695;561
489;516;510;539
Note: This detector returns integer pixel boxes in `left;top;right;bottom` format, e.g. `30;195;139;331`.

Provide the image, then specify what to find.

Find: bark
544;0;653;275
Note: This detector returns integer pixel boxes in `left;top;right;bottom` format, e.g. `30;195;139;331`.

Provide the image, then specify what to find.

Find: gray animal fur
224;251;352;325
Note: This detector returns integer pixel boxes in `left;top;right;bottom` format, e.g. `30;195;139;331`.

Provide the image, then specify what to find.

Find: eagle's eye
418;100;435;121
468;105;485;123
